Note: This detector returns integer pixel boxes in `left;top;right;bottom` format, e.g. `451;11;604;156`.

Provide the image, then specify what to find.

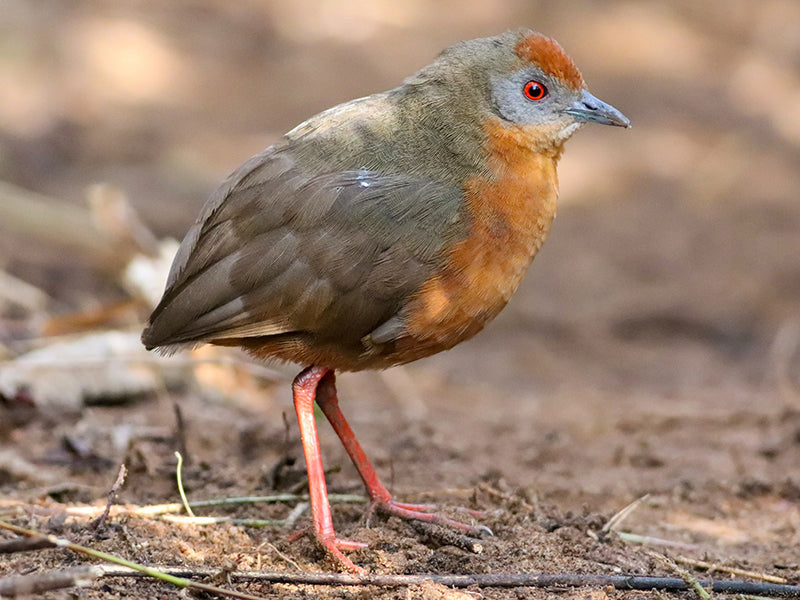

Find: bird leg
314;368;491;538
292;366;366;573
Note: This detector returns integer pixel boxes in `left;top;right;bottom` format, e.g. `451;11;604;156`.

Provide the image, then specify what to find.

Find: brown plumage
143;29;629;572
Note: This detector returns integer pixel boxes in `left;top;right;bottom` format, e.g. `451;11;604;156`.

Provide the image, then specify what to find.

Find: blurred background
1;0;799;492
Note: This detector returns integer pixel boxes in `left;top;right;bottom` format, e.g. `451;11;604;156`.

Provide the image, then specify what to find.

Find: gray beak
565;89;631;128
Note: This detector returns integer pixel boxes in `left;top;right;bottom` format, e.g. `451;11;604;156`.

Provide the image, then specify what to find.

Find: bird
142;28;629;572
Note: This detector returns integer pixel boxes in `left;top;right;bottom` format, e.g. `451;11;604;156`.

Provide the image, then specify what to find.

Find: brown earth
1;2;800;599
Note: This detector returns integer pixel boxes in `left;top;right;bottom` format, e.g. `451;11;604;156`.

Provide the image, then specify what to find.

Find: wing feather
142;146;466;353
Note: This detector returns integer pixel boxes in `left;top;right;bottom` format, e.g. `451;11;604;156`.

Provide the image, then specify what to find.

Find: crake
143;28;630;572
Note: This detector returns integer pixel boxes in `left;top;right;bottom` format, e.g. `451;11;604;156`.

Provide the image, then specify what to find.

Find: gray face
491;66;580;126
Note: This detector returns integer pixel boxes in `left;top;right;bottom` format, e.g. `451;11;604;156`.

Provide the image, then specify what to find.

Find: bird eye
523;80;548;101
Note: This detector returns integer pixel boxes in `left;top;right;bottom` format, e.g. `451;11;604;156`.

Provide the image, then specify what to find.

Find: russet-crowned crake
143;29;629;571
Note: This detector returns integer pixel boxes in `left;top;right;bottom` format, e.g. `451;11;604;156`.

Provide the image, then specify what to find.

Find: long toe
384;500;436;513
374;498;493;538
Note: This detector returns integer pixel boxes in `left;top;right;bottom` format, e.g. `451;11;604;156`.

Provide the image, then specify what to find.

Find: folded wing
142;146;465;353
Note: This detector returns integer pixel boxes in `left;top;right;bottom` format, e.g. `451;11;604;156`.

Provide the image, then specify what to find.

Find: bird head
401;29;629;157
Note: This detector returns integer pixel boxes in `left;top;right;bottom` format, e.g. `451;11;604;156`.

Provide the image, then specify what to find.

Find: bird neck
469;116;560;245
483;117;572;162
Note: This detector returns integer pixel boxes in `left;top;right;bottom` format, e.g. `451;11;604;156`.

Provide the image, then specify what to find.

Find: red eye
523;80;548;101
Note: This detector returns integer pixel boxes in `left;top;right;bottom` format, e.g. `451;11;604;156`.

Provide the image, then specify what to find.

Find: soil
1;2;800;599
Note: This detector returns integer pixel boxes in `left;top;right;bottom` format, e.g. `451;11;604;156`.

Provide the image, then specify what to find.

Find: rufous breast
403;116;560;352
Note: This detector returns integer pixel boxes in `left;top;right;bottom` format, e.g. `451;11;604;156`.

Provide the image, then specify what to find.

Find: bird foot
370;498;493;538
320;536;368;574
286;528;367;573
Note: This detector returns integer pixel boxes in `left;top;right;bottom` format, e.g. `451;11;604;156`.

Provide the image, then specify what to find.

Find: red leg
315;370;491;537
292;367;366;573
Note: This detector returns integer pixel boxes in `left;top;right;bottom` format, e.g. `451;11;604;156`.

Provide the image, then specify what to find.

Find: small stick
0;565;103;596
94;565;800;596
258;541;302;571
410;521;484;554
161;515;286;528
0;269;50;312
92;463;127;531
0;180;120;269
602;494;649;533
148;493;362;516
0;536;54;554
56;493;362;519
174;452;195;517
617;531;700;550
649;550;712;600
284;502;310;528
674;555;788;585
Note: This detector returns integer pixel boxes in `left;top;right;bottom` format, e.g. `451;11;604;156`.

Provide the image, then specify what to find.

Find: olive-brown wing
142;147;465;352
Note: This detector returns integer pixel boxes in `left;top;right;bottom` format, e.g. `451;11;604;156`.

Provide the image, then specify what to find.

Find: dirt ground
1;2;800;599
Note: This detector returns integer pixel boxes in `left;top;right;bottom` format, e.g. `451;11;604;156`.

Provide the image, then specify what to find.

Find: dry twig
648;550;712;600
602;494;650;533
0;566;103;597
95;566;800;596
92;463;127;531
674;555;788;585
47;493;362;519
257;541;302;571
0;181;120;268
160;515;285;527
409;521;484;554
0;270;49;313
0;536;54;554
616;531;700;550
